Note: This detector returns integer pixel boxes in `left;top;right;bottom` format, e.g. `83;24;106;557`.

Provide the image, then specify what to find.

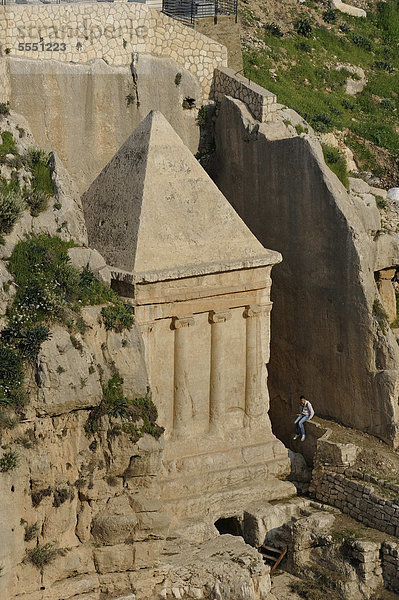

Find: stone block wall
310;466;399;538
0;58;9;103
0;3;227;94
196;15;242;72
381;541;399;593
212;66;277;122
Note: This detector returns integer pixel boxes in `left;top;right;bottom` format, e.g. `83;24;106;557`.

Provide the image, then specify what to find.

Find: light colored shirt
301;400;314;419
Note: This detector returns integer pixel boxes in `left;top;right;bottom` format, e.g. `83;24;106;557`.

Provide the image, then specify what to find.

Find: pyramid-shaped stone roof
82;111;281;282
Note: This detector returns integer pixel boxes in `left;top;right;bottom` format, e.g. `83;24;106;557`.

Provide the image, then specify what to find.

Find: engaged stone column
209;309;231;434
172;315;194;439
140;321;155;387
244;304;271;425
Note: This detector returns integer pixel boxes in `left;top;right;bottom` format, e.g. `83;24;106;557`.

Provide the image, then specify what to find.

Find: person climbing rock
293;395;314;442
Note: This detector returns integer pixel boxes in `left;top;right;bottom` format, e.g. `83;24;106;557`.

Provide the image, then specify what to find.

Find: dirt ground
314;416;399;483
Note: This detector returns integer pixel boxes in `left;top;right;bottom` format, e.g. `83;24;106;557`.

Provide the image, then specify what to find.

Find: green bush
0;450;19;472
27;543;57;568
196;105;207;127
265;22;283;37
295;17;313;38
0;131;17;159
16;325;51;360
85;375;164;440
25;189;49;217
0;102;10;117
0;191;25;234
323;9;336;23
101;300;134;332
352;35;373;51
376;196;388;209
342;99;354;110
0;344;24;401
322;144;349;188
312;112;333;132
24;522;39;542
76;268;116;306
296;40;312;53
31;487;52;507
374;60;395;73
242;0;399;178
53;487;72;507
174;72;182;85
295;123;308;135
25;148;55;197
376;0;399;43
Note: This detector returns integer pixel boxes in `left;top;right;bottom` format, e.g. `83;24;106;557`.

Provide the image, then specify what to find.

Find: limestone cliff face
212;96;399;448
3;55;202;194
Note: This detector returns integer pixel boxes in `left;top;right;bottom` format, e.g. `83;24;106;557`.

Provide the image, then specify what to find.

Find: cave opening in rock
214;517;243;536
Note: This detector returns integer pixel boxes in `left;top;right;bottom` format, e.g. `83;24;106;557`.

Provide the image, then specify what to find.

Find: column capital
209;309;232;324
244;303;272;318
172;315;195;330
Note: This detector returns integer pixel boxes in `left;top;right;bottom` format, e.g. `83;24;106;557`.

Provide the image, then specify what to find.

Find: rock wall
0;2;228;191
196;15;243;72
4;55;202;193
0;3;227;94
0;57;9;103
212;67;278;122
311;465;399;538
381;541;399;593
212;95;399;446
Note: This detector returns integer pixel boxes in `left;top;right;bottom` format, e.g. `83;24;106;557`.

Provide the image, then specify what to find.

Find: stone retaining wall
212;66;277;122
0;3;227;94
381;541;399;593
310;466;399;538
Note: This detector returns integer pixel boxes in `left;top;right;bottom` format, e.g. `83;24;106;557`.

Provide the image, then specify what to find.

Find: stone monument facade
82;111;294;532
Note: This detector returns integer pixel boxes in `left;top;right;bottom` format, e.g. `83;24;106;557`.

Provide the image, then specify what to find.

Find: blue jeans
295;415;310;436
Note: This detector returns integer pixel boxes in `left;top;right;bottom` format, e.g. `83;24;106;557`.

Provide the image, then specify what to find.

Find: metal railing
162;0;237;27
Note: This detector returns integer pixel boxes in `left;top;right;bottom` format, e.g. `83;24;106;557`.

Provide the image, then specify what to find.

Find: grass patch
0;135;56;223
31;487;52;507
295;123;309;135
101;301;134;333
0;191;25;235
0;102;10;117
331;527;364;544
53;486;73;507
322;144;349;188
24;522;39;542
0;449;19;471
290;563;344;600
0;131;17;160
25;149;54;197
85;374;164;441
242;0;399;179
26;543;57;568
